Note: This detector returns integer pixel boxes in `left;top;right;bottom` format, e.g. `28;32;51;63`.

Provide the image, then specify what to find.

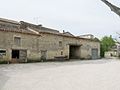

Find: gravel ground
0;59;120;90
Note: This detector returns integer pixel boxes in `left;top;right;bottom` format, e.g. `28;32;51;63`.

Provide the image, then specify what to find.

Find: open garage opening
69;45;81;59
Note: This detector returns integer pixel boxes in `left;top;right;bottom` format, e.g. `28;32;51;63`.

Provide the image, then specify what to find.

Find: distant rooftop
79;34;94;39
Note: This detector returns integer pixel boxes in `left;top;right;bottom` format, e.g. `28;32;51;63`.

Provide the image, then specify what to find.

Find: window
0;50;6;56
59;41;62;47
14;37;21;46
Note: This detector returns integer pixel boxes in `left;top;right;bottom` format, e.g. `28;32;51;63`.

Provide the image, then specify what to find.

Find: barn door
41;50;47;60
19;50;27;62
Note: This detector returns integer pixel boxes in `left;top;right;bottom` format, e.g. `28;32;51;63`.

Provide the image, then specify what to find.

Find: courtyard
0;59;120;90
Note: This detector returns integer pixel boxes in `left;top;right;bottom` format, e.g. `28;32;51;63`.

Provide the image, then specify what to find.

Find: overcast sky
0;0;120;39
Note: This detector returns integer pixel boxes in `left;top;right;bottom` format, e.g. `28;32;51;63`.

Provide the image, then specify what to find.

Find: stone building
0;18;100;62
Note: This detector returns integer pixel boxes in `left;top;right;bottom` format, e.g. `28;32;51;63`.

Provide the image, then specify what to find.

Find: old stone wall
0;30;100;61
39;33;100;60
0;18;100;61
0;31;41;61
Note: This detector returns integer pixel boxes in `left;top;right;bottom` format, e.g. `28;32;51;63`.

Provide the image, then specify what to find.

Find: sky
0;0;120;39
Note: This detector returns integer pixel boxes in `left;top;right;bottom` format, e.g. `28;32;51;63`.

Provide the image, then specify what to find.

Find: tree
100;35;115;57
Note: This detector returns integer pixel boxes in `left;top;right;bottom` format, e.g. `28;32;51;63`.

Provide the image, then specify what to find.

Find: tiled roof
39;31;100;42
0;18;99;42
62;32;74;36
0;28;40;36
0;18;19;25
20;21;60;34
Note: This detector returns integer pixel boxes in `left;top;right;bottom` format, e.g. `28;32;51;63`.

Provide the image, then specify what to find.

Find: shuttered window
14;37;21;46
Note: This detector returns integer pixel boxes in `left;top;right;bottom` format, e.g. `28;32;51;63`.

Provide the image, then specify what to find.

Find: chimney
38;24;42;27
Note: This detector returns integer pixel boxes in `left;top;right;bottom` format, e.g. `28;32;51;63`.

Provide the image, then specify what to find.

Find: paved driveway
0;59;120;90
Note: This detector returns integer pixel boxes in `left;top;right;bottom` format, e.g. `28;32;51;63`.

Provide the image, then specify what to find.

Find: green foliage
100;35;115;57
0;61;8;64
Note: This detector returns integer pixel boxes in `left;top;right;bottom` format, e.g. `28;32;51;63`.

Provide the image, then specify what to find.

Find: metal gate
91;48;98;59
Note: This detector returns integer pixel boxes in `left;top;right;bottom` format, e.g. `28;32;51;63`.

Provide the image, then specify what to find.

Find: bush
0;61;8;64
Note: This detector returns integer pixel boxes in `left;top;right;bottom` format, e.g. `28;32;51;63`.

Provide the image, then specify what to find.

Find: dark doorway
12;50;19;59
12;49;27;62
69;45;80;59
